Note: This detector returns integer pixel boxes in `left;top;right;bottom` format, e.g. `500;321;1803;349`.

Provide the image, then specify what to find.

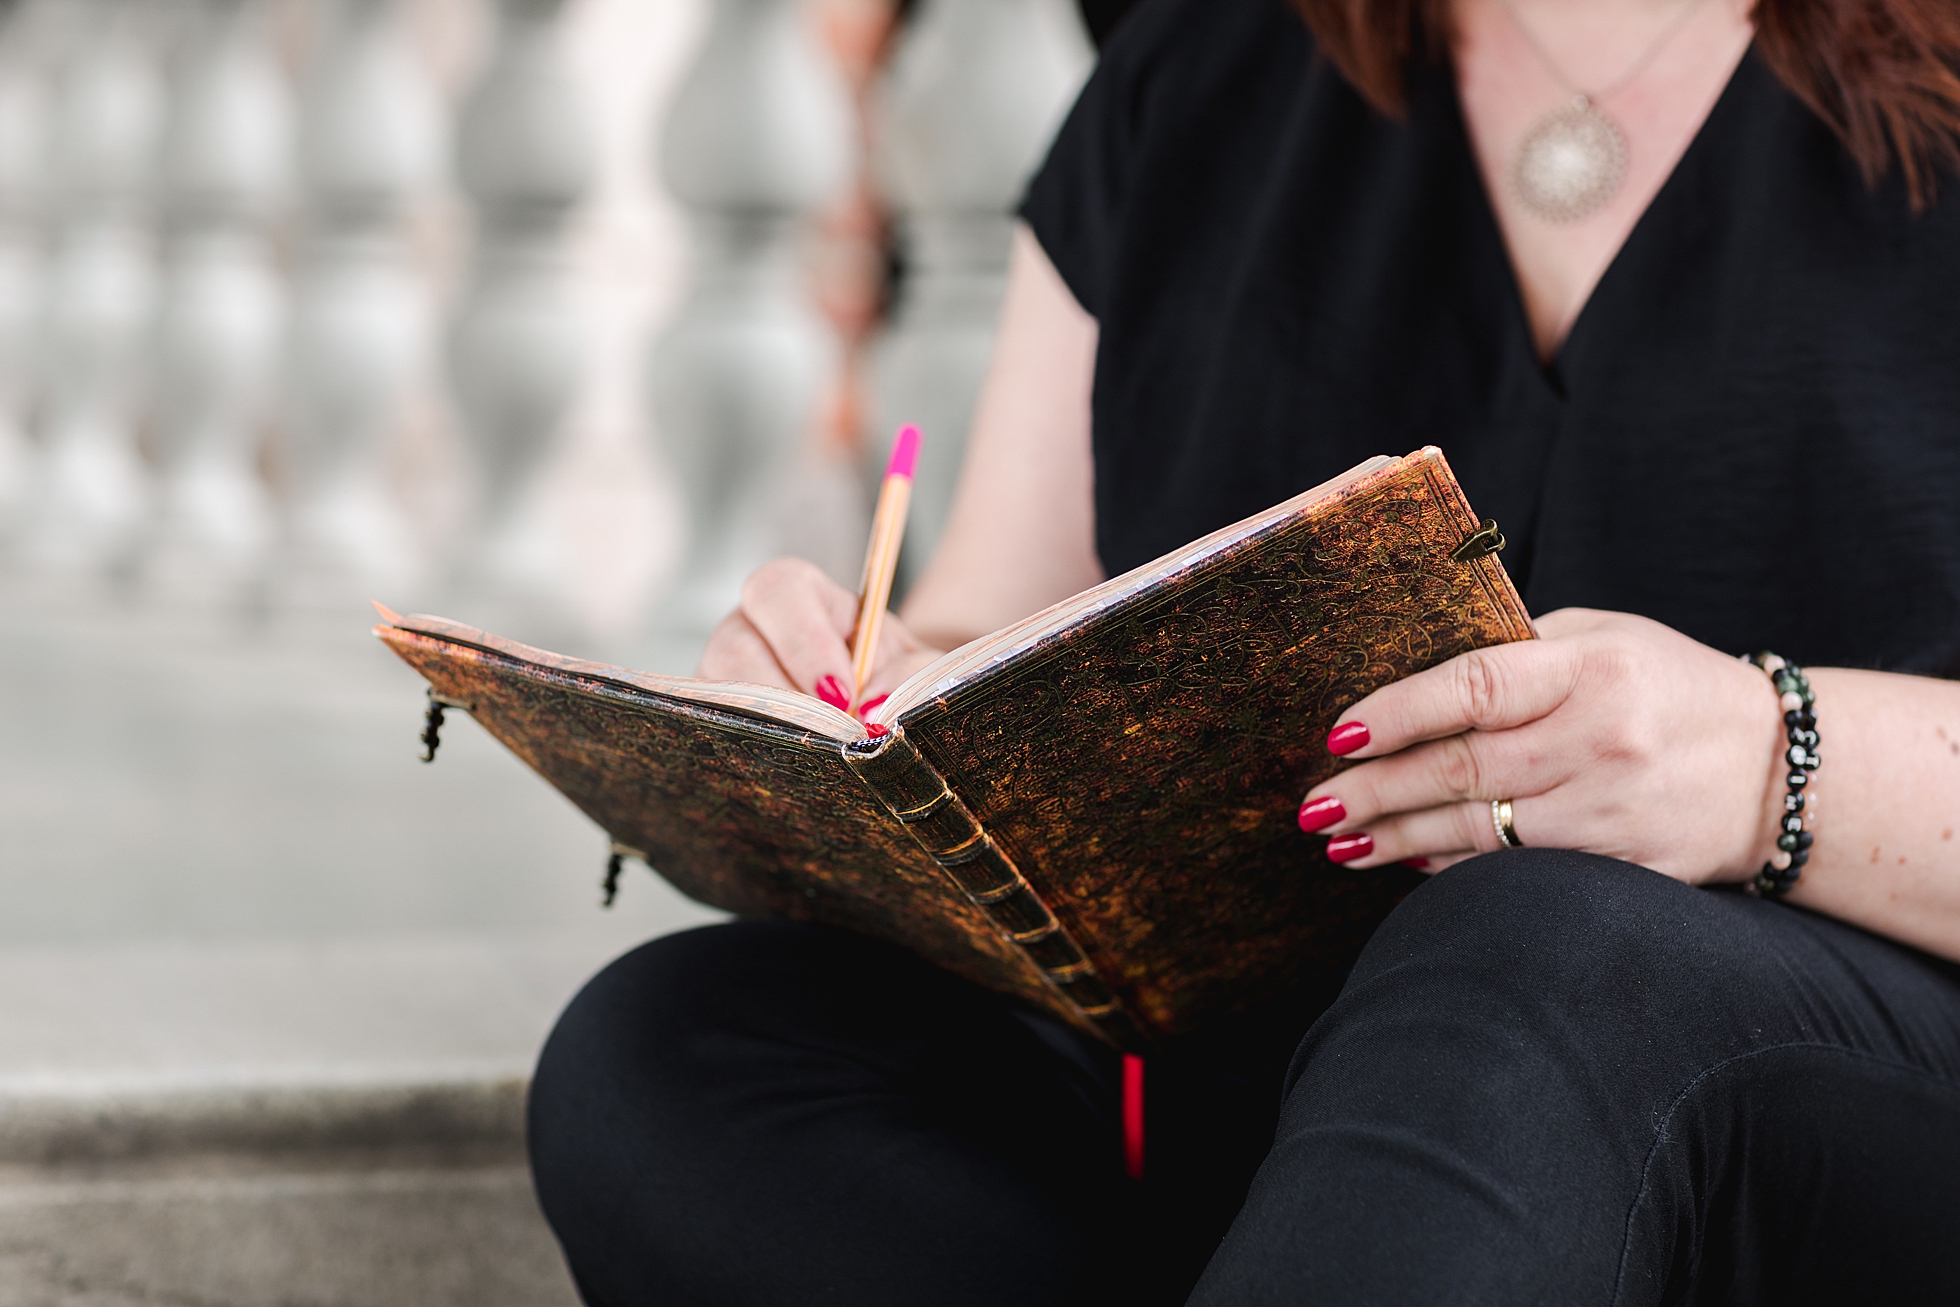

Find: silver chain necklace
1501;0;1710;223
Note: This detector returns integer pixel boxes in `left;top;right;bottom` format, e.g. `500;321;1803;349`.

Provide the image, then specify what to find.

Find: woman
530;0;1960;1302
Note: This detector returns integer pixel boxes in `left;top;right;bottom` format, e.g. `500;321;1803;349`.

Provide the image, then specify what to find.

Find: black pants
528;850;1960;1305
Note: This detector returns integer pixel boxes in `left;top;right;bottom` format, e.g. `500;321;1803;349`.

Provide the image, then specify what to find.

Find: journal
377;447;1532;1049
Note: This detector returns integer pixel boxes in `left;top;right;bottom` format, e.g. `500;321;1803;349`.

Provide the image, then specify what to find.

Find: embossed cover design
376;448;1532;1048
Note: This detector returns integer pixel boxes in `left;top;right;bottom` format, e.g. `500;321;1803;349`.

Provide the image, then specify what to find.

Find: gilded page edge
374;616;863;741
376;625;849;753
885;450;1425;726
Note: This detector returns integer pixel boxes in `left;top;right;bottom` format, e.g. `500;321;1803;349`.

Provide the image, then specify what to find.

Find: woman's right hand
696;226;1100;714
696;558;944;714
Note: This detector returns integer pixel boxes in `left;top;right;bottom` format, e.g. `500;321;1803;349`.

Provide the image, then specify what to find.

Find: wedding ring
1491;798;1522;849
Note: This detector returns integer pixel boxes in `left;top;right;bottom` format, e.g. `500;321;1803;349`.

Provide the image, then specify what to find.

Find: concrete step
0;1154;573;1307
0;1069;570;1307
0;929;719;1306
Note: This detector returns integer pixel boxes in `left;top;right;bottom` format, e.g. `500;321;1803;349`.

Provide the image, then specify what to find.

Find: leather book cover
886;447;1533;1039
376;447;1531;1048
376;619;1071;1021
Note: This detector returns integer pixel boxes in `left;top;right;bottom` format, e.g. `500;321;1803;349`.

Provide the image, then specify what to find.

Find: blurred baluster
148;0;291;604
868;0;1089;580
650;0;854;634
32;0;162;577
781;0;896;587
283;0;444;606
447;0;593;621
809;0;896;462
0;0;44;553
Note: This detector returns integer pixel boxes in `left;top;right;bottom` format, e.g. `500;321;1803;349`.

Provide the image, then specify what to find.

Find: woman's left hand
1297;609;1788;882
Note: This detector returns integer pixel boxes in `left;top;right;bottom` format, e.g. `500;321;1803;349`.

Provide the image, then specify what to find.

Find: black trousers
528;850;1960;1305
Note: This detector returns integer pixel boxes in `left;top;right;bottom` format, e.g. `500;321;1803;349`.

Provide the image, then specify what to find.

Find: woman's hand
696;558;945;714
1297;609;1787;883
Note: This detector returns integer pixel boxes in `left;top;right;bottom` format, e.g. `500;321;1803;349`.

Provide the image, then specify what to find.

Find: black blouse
1022;0;1960;676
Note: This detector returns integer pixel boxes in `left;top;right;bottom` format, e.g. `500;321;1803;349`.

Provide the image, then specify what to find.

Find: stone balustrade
870;0;1089;591
0;0;1090;641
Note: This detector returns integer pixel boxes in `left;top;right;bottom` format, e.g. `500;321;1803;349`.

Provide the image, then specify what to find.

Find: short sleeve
1018;0;1203;319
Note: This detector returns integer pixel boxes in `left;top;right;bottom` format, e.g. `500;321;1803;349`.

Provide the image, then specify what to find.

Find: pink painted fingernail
1326;833;1373;863
858;693;889;719
1327;722;1370;756
1297;795;1345;833
1401;857;1430;870
814;675;849;711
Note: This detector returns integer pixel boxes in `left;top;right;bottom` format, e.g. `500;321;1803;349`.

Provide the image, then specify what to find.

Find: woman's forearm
1789;668;1960;961
899;225;1102;652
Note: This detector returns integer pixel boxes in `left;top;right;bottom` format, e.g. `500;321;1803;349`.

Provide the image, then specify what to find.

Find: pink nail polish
1326;833;1373;863
1327;722;1370;756
815;675;849;711
858;693;889;718
865;723;890;739
1297;795;1345;833
1401;857;1430;870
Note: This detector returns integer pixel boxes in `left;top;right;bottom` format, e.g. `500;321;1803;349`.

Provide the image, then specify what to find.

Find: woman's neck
1451;0;1755;361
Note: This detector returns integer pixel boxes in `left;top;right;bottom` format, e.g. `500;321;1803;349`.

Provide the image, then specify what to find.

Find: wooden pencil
850;424;921;713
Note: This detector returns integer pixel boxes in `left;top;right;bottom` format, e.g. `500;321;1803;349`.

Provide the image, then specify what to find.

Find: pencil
849;424;921;714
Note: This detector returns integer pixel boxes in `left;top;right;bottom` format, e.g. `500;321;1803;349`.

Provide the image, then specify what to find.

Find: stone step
0;1155;574;1307
0;926;718;1306
0;1067;570;1307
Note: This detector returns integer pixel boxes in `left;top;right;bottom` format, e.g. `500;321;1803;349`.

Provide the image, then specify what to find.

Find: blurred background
0;0;1117;1300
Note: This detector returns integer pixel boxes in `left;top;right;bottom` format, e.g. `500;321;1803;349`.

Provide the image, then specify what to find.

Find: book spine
846;728;1133;1043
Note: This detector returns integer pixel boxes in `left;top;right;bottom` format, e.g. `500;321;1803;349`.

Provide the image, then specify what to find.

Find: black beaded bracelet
1746;652;1818;898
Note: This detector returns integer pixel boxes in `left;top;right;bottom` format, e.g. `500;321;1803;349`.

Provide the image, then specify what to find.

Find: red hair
1290;0;1960;207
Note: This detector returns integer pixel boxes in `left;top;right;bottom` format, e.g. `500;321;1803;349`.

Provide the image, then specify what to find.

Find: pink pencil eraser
885;424;921;480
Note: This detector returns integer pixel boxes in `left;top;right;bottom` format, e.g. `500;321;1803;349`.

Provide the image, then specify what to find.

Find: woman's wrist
1756;667;1960;962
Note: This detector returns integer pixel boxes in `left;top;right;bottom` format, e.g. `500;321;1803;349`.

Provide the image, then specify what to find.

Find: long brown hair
1291;0;1960;207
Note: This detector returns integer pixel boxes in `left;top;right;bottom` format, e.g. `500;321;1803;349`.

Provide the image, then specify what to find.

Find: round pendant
1511;98;1628;224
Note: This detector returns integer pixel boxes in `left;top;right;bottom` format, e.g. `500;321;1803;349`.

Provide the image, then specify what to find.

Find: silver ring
1491;798;1522;849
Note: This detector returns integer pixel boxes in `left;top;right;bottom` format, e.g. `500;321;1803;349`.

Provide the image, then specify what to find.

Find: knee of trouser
1368;847;1714;973
1288;849;1770;1096
527;920;848;1285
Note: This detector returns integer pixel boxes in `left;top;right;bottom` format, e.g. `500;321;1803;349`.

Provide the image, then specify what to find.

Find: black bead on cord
419;692;446;763
1748;652;1818;898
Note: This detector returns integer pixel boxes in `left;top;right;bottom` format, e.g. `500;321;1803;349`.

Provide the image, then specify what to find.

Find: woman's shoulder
1094;0;1313;123
1023;0;1316;315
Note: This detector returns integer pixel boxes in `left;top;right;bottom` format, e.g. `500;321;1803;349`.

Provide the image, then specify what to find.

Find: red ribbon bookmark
1122;1053;1145;1180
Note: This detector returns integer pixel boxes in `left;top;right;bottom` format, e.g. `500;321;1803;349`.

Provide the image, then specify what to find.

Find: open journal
377;446;1532;1050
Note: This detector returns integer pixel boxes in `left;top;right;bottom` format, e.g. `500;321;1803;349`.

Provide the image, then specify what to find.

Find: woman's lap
527;917;1150;1307
1194;848;1960;1305
529;850;1960;1306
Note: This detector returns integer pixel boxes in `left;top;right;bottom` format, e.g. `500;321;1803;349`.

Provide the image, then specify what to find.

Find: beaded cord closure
1747;652;1818;897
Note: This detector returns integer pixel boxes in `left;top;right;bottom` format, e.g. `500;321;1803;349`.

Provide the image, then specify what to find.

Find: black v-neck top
1021;0;1960;676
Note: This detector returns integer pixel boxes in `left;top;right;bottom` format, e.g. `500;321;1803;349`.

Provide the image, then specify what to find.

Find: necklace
1501;0;1710;223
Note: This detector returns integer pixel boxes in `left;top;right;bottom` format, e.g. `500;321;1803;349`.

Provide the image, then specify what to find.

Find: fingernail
865;723;890;739
1326;833;1373;863
814;675;849;711
858;693;889;718
1297;795;1345;833
1327;722;1370;756
1401;857;1430;870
